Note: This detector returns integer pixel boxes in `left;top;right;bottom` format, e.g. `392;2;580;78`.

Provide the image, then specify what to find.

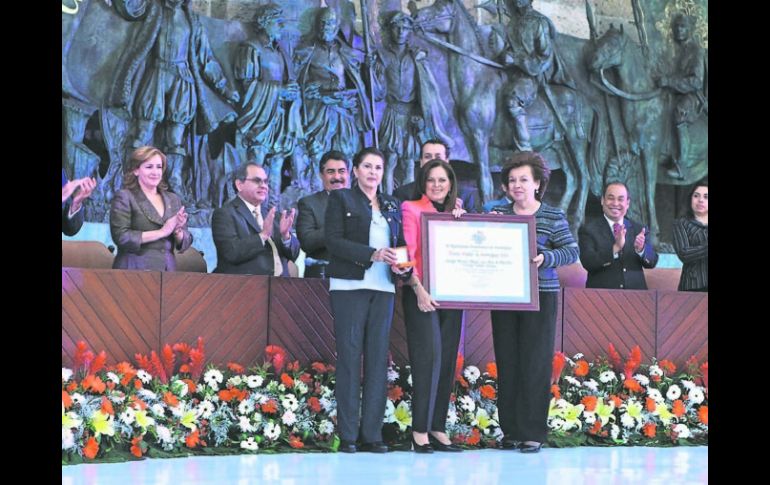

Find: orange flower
164;391;180;407
261;399;278;414
106;381;116;391
698;406;708;425
218;388;240;402
62;391;73;409
455;354;464;382
607;343;622;369
311;362;327;373
307;397;322;413
659;359;676;374
623;377;643;393
485;362;498;379
480;384;496;400
182;378;196;394
129;396;148;410
289;435;304;449
227;362;245;374
83;436;99;459
134;379;143;390
609;395;622;408
552;352;566;383
66;381;78;392
299;373;313;385
643;422;657;438
130;436;144;458
582;395;598;412
388;385;404;402
101;397;115;415
466;428;481;445
672;399;686;418
550;384;561;399
574;360;590;377
457;376;469;388
281;373;294;388
589;421;602;435
185;430;201;448
82;375;106;394
645;397;656;412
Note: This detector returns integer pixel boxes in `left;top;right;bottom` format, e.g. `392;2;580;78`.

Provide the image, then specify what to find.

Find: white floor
62;446;708;485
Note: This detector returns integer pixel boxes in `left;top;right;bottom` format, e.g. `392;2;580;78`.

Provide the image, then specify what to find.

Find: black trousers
491;291;558;443
330;289;394;443
402;286;463;433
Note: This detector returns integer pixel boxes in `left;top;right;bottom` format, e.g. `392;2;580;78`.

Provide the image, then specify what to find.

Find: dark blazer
62;202;84;236
324;184;406;281
578;215;658;289
296;190;331;278
110;188;193;271
211;196;300;275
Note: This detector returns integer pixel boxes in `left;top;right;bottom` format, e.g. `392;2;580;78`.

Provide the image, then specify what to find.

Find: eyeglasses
244;176;269;187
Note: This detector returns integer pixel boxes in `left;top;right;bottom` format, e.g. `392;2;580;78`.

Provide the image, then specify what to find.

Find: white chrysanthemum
197;400;215;419
387;368;399;383
137;389;158;402
109;393;126;404
71;393;85;406
106;372;120;383
673;423;691;439
680;379;696;390
227;376;243;387
246;375;264;389
294;381;309;395
119;407;136;425
583;412;596;425
446;408;458;425
646;388;664;404
282;410;297;426
549;418;566;431
318;420;334;435
252;413;263;424
459;395;475;412
320;386;333;399
407;373;413;387
464;366;481;384
648;365;663;377
319;397;333;412
252;393;268;405
572;353;585;360
239;416;257;433
151;404;166;417
281;394;299;412
633;374;650;386
171;380;188;397
137;370;152;384
169;403;185;418
599;371;617;383
688;388;705;404
204;369;224;389
62;428;75;450
564;376;581;387
553;398;569;411
493;407;499;423
583;379;599;392
156;425;173;444
238;400;254;415
666;385;682;401
610;424;620;440
278;384;286;392
62;367;73;382
241;437;259;451
264;422;281;440
620;413;635;428
383;399;396;423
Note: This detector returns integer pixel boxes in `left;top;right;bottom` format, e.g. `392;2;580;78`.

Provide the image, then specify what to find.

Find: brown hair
500;151;550;201
418;159;458;211
122;146;169;191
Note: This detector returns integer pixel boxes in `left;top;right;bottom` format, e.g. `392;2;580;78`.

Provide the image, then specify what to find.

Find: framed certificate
420;213;539;310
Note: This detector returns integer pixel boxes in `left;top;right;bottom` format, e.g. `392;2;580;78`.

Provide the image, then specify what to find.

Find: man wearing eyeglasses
212;163;299;275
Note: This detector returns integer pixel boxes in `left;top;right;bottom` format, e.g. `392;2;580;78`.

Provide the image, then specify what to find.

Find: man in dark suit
62;170;96;236
212;163;299;275
578;182;658;289
392;139;448;202
296;150;349;278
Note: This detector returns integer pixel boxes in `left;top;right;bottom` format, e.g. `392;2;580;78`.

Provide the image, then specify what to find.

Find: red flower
265;345;287;372
455;354;464;382
485;362;498;379
164;391;180;407
307;397;322;413
466;428;481;445
182;378;197;394
609;395;622;408
643;422;657;438
261;399;278;414
607;343;622;370
62;391;73;409
82;375;106;394
90;351;107;375
457;376;469;388
185;430;201;448
550;384;561;399
83;436;99;459
161;345;176;379
623;377;642;393
299;373;313;385
66;381;78;392
699;361;708;389
311;362;327;374
589;421;602;435
552;352;566;383
227;362;245;374
480;384;496;400
388;385;404;402
129;396;148;410
698;405;708;425
645;397;656;412
101;396;115;415
130;436;144;458
281;373;295;388
582;395;598;412
672;399;686;418
574;360;589;377
74;341;95;370
289;435;304;449
659;359;676;374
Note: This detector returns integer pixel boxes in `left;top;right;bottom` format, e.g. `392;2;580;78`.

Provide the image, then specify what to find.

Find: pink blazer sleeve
401;200;423;280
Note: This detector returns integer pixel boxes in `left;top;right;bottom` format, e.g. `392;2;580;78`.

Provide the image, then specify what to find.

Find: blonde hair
122;146;169;191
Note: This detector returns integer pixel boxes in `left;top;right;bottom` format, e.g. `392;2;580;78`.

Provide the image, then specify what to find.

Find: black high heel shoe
411;436;434;454
518;441;543;453
429;434;463;452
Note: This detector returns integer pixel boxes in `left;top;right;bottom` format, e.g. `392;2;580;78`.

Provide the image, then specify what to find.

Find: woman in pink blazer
400;159;466;453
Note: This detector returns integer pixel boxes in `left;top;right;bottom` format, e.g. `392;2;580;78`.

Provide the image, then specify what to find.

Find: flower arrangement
62;340;707;463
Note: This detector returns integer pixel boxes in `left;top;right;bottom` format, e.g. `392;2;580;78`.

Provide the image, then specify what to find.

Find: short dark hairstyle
420;139;450;159
418;159;458;212
232;162;262;191
500;151;551;201
352;147;385;168
319;150;349;173
602;181;631;200
686;178;708;218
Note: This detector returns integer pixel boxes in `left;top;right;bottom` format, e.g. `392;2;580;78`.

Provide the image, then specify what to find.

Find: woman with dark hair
673;180;708;291
324;147;409;454
110;146;192;271
486;151;579;453
401;159;465;453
